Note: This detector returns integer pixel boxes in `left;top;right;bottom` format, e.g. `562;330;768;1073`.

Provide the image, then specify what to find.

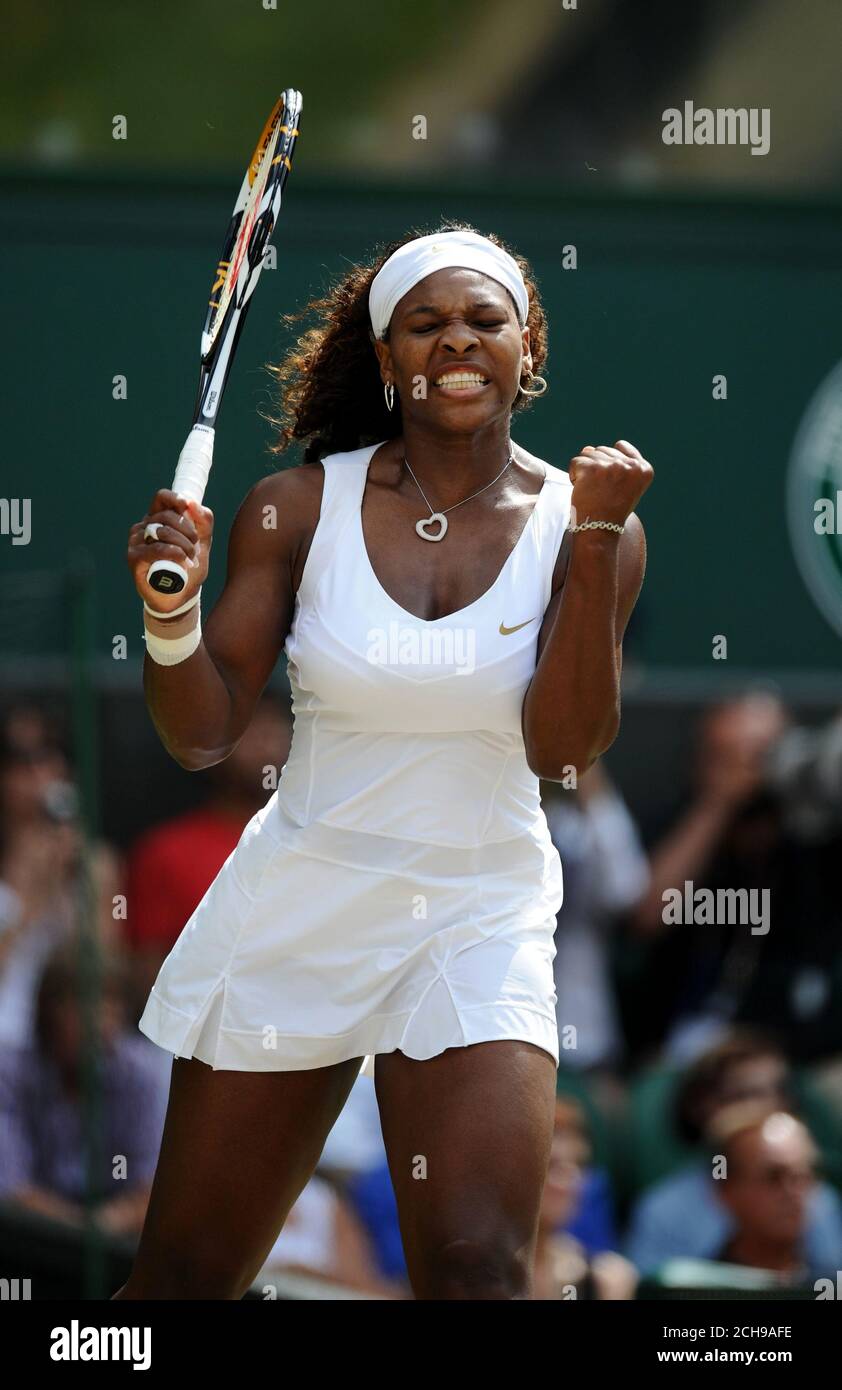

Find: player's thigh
374;1040;557;1283
127;1053;364;1295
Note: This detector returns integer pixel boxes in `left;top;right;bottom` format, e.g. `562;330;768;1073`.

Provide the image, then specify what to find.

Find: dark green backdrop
2;171;841;694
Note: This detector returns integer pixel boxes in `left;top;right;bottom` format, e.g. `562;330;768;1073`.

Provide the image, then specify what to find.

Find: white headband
368;230;529;340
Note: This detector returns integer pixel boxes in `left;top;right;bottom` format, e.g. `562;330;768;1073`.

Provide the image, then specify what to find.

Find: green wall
2;171;841;691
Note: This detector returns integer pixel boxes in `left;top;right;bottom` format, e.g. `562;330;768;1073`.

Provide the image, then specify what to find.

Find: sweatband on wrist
143;593;202;666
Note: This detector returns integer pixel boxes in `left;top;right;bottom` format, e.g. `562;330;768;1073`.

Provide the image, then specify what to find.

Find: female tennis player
118;222;652;1300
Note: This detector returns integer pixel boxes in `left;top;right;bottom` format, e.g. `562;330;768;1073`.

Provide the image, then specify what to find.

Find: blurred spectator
0;704;64;762
533;1097;637;1299
346;1154;408;1285
319;1071;389;1180
561;1162;623;1258
625;1032;842;1273
317;1073;402;1285
709;1104;824;1282
0;941;168;1236
543;761;649;1079
627;692;842;1063
763;703;842;1126
0;707;122;1048
125;693;292;1008
258;1171;406;1298
765;705;842;844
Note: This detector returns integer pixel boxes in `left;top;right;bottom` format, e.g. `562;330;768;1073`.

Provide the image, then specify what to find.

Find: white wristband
143;596;202;666
144;624;202;666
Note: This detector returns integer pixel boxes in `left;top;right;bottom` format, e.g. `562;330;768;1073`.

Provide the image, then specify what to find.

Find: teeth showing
434;372;489;389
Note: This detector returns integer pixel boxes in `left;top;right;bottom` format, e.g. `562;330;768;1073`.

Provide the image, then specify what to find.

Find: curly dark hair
266;219;549;464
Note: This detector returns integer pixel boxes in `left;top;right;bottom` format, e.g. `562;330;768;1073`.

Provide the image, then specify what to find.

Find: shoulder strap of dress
295;443;378;606
318;446;370;518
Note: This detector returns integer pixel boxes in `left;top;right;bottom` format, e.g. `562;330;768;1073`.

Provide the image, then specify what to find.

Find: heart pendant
416;512;448;542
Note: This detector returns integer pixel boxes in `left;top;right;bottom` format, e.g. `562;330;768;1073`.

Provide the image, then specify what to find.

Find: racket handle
172;423;215;503
147;425;215;596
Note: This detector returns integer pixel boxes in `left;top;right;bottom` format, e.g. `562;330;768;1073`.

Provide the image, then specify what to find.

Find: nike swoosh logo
499;618;537;636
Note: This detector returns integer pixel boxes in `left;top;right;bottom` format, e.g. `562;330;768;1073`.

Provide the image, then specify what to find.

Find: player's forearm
522;533;622;778
143;640;240;771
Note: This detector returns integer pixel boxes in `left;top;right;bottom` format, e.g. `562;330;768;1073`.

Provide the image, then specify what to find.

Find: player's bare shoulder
228;461;325;592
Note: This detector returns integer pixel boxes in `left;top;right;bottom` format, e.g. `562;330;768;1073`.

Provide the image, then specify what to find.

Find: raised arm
522;441;652;780
126;464;323;770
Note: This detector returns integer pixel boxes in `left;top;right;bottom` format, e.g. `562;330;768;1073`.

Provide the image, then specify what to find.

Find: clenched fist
127;489;214;613
568;440;654;528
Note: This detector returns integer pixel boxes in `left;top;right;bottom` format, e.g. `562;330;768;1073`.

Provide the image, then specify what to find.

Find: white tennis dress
139;440;572;1078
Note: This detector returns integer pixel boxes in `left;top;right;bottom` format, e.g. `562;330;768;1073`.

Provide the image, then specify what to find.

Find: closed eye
413;319;506;333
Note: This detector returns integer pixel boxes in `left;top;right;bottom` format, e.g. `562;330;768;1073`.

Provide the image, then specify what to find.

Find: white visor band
368;230;529;340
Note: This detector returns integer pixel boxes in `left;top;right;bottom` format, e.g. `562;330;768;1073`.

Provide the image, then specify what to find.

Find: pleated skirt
138;796;563;1078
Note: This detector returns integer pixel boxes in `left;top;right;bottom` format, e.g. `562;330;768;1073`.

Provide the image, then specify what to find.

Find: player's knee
427;1235;529;1300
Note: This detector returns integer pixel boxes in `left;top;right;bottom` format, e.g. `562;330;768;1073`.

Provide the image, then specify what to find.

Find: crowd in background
1;690;841;1299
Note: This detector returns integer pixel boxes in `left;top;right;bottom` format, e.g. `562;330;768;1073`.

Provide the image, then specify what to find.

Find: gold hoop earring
519;371;548;398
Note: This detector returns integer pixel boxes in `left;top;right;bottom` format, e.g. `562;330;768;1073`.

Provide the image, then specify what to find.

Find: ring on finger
143;523;163;544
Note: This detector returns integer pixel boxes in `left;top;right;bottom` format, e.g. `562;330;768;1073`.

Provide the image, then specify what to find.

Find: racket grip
172;423;215;503
147;425;215;596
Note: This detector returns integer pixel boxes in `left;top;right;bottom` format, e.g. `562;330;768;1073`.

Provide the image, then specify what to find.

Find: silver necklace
403;451;514;542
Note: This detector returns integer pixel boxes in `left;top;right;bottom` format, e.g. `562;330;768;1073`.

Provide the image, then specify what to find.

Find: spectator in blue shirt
0;942;168;1235
626;1033;842;1273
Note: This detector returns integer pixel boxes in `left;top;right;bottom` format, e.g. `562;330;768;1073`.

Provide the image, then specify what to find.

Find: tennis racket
147;88;303;595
